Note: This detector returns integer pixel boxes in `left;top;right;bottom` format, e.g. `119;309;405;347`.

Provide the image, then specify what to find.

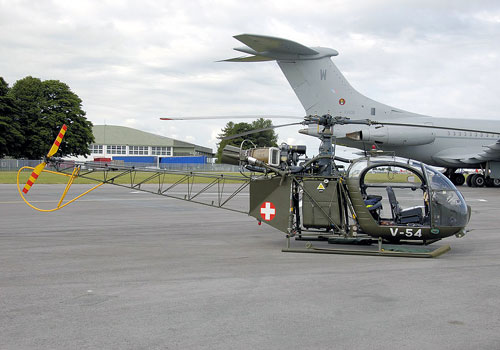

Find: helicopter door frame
420;162;435;231
358;163;429;227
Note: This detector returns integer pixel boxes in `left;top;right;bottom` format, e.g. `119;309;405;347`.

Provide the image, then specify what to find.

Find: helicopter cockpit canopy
424;165;469;227
347;157;469;228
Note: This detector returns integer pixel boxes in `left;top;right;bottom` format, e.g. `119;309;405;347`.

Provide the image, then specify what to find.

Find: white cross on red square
260;201;276;221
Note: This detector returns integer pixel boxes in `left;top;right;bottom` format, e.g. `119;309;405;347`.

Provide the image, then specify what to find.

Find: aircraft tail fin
224;34;393;118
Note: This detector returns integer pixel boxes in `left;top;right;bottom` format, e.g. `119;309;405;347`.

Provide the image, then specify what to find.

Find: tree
0;77;24;158
216;118;278;163
7;76;94;159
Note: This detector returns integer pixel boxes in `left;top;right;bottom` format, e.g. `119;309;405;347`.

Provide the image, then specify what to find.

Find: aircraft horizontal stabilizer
218;55;274;62
222;34;338;62
234;34;319;56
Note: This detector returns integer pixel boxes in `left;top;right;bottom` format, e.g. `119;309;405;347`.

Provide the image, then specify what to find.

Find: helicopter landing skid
283;237;451;258
294;236;374;244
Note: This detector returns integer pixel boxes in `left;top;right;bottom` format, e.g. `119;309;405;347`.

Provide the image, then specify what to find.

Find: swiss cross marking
260;201;276;221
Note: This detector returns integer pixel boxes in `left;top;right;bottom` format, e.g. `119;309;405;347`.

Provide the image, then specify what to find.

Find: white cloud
473;11;500;23
1;0;499;158
124;118;138;127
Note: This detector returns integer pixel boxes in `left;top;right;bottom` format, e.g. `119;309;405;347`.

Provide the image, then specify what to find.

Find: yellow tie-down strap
17;166;104;212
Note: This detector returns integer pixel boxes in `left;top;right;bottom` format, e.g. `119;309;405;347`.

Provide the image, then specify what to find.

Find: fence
0;159;43;171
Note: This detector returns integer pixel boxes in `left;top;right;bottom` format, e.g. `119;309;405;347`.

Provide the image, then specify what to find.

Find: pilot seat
364;194;383;221
386;186;423;224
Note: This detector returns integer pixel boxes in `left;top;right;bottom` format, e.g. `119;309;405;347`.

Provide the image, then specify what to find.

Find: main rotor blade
161;115;303;121
222;122;303;141
373;121;500;135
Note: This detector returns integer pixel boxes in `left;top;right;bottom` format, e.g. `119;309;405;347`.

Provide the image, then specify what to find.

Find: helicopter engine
221;143;307;172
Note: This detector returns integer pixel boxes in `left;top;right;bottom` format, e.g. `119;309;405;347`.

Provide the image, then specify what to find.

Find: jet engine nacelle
346;125;436;146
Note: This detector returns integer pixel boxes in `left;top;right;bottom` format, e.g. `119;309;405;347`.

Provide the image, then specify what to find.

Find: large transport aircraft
224;34;500;188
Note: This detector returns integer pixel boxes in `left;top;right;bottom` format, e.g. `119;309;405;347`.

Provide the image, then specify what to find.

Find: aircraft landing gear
445;169;465;186
450;173;465;186
466;173;500;187
485;177;500;187
466;173;473;187
468;173;485;187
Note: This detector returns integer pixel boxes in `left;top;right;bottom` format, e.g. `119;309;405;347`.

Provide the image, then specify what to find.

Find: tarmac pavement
1;183;499;349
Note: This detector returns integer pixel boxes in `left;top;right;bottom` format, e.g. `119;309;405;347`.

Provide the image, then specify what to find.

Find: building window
90;144;103;154
152;146;172;156
129;146;149;155
107;145;126;154
151;146;163;155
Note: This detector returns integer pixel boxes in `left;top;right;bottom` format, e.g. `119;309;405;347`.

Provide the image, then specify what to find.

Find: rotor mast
303;115;373;176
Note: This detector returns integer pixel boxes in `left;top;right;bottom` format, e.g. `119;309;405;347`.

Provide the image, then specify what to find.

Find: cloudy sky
1;0;499;157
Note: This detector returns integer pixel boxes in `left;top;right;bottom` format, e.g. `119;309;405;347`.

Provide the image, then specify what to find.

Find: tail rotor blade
47;124;68;157
23;124;67;194
22;162;47;194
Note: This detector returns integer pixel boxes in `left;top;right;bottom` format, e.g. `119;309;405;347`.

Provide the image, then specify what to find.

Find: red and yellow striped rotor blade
47;124;67;157
22;161;47;194
22;124;68;194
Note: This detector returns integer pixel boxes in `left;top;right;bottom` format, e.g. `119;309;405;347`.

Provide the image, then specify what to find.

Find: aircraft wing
432;139;500;165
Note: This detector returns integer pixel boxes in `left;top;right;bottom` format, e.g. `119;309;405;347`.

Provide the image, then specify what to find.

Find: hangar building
89;125;214;164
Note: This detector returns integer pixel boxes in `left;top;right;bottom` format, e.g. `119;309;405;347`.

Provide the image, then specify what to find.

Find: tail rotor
22;124;67;194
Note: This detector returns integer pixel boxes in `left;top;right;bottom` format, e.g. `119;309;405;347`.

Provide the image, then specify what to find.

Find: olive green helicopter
18;115;472;258
218;114;471;256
